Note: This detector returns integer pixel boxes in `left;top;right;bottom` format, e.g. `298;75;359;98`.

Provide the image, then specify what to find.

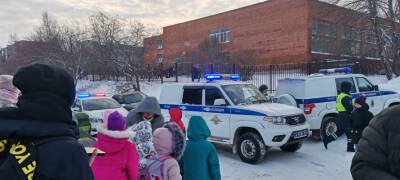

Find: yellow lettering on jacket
0;139;7;152
28;173;34;180
16;153;31;164
22;161;36;175
10;142;26;155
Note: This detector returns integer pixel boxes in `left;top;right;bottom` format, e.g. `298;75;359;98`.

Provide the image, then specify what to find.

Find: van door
203;86;231;143
181;87;204;128
355;77;381;114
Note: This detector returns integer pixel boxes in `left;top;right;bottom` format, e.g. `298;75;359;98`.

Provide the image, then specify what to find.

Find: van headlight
264;116;285;125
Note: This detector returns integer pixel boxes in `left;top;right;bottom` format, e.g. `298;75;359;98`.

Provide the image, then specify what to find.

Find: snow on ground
218;137;353;180
379;76;400;93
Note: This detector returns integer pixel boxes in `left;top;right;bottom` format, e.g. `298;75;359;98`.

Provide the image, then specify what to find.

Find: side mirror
373;85;379;91
72;107;81;112
214;99;227;106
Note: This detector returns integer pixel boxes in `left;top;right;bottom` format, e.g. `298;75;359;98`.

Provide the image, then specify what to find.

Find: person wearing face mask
126;96;165;132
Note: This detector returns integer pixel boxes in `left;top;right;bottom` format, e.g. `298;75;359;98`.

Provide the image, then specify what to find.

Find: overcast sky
0;0;270;47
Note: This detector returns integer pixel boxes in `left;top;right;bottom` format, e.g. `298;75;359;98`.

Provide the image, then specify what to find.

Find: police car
156;74;310;164
275;67;400;139
72;93;129;134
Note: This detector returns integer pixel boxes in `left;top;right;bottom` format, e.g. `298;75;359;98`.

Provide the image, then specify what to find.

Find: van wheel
236;132;266;164
280;142;303;152
321;116;343;140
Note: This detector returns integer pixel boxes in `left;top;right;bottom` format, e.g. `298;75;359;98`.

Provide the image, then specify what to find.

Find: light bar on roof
94;93;106;97
205;74;223;81
319;67;352;74
78;94;90;98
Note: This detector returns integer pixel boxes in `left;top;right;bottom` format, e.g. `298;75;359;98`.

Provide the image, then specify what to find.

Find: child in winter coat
92;111;139;180
179;116;221;180
151;122;186;180
0;75;19;108
169;108;186;134
350;96;374;149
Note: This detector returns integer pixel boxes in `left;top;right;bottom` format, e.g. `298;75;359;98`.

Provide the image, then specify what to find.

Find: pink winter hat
0;75;17;92
0;75;19;104
105;111;126;131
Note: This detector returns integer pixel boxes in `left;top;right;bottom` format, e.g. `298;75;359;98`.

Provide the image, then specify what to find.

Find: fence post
175;62;178;82
160;63;164;84
147;64;151;82
210;64;214;74
232;64;236;74
269;64;273;94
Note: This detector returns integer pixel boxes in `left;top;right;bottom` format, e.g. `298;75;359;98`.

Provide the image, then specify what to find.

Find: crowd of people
0;63;399;179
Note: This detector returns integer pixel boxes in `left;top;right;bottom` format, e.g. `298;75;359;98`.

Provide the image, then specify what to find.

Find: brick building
144;0;397;65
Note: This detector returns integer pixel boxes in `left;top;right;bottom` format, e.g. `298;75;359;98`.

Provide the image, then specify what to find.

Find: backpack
139;155;172;180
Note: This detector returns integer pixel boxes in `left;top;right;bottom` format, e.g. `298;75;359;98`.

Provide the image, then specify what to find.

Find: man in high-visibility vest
337;81;354;152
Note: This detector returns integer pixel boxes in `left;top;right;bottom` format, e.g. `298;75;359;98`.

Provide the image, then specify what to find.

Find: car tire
277;94;298;107
280;142;303;152
236;132;267;164
321;116;343;140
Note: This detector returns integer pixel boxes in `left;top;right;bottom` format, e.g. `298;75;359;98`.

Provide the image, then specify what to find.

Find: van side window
205;88;226;106
182;88;202;105
356;77;374;92
335;78;356;94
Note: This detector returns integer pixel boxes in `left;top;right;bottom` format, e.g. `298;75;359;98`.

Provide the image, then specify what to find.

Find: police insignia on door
210;115;222;125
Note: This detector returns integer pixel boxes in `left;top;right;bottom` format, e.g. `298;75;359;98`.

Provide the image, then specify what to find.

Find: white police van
72;93;129;134
275;67;400;139
157;74;310;164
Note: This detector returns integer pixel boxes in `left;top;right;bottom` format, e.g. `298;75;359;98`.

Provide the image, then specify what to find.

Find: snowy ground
76;78;357;180
218;137;353;180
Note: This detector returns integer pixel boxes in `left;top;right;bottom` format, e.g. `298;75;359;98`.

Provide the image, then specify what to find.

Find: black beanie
340;81;352;94
13;63;76;106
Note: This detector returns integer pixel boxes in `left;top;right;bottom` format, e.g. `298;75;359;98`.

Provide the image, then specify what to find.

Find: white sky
0;0;268;47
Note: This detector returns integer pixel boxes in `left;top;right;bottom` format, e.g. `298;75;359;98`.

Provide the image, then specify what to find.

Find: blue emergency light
319;67;352;74
230;74;241;80
205;74;224;81
77;93;90;98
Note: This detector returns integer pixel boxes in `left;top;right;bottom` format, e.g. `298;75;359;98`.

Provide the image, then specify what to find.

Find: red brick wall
145;0;311;65
144;35;162;64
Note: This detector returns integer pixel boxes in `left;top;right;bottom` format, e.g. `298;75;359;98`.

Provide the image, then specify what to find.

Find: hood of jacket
169;108;182;122
356;103;370;112
153;128;173;156
96;132;130;154
187;116;211;141
133;96;161;116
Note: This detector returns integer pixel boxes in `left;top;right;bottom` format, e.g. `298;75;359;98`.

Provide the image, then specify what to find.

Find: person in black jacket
336;81;354;152
349;96;373;151
0;64;93;180
351;105;400;180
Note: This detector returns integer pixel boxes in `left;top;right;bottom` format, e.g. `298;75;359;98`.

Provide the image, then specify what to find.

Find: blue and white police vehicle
72;93;129;134
156;74;310;164
275;67;400;139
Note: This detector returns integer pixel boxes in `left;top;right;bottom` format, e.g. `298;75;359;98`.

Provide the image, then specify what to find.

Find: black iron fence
86;60;388;93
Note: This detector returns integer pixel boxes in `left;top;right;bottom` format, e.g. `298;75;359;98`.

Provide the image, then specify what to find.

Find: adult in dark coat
0;64;93;180
351;105;400;180
126;96;164;131
350;96;373;147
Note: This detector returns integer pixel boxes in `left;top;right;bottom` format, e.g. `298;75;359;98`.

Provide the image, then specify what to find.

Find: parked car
112;91;147;111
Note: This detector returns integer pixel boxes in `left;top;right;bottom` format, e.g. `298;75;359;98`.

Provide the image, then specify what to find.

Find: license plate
292;129;308;139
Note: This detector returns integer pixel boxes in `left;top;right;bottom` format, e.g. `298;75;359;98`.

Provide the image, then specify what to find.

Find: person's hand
89;148;98;166
354;103;362;109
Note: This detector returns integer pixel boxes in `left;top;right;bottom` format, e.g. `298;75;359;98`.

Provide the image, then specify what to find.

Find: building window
156;40;163;49
341;27;361;56
311;20;337;54
365;32;380;58
156;54;163;63
209;28;231;44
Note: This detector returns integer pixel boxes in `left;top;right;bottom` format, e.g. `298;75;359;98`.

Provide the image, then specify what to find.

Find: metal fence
86;59;388;93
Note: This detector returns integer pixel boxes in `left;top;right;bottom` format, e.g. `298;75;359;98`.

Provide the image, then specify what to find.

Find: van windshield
222;84;268;105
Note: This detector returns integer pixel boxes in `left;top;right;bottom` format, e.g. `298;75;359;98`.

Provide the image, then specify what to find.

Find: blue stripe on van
160;104;266;116
296;91;398;105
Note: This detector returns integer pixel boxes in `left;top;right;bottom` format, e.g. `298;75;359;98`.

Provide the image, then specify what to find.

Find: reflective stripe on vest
336;92;350;112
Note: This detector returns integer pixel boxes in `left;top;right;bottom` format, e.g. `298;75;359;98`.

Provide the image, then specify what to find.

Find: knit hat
0;75;19;106
132;121;157;159
13;63;76;107
106;111;126;131
162;122;186;159
355;96;367;106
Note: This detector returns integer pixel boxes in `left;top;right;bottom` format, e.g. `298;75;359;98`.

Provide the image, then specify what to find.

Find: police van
72;93;129;134
275;68;400;139
156;74;310;164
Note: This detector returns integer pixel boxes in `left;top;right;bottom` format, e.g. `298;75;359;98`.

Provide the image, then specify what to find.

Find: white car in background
72;93;129;134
